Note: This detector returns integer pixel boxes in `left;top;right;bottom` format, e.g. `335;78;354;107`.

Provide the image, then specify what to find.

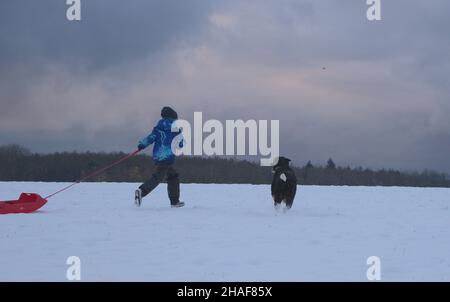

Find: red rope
44;150;140;199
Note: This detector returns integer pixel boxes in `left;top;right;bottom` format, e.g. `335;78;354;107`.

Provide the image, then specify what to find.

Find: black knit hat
161;106;178;119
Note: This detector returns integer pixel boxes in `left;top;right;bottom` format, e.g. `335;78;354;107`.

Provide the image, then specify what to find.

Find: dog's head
273;156;291;170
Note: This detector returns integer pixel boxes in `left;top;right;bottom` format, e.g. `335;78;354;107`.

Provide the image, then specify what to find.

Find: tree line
0;144;449;187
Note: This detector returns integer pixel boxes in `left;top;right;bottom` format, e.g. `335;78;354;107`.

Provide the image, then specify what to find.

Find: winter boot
171;201;185;208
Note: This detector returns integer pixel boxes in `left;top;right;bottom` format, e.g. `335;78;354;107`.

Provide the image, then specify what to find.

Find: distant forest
1;144;449;187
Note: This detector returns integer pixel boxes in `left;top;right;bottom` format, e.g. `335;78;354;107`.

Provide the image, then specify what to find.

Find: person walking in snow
135;106;184;208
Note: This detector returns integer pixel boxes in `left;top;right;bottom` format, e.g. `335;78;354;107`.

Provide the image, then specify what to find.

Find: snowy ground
1;182;449;281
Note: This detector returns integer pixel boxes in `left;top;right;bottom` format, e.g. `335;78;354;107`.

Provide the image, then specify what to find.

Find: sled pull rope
44;150;140;199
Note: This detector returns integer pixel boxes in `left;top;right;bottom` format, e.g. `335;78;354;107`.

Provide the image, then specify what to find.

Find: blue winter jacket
139;118;182;165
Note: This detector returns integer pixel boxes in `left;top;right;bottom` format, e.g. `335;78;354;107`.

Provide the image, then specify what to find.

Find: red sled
0;193;47;214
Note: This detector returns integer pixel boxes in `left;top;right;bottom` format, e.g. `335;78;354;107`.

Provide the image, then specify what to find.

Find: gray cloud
1;0;450;173
0;0;212;68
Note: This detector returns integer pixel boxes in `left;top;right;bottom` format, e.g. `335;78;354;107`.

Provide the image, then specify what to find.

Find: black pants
139;165;180;205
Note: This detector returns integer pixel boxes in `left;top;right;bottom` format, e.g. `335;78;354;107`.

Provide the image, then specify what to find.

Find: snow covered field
1;182;449;281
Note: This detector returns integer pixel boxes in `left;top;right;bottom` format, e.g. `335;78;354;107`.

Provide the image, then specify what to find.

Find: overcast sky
1;0;450;172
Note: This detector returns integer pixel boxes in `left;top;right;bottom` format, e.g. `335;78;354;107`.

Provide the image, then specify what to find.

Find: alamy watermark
66;1;381;22
366;256;381;281
171;112;279;166
367;0;382;21
66;0;81;21
66;256;81;281
63;255;382;280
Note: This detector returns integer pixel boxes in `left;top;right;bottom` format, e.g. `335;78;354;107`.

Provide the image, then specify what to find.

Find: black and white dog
271;157;297;210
